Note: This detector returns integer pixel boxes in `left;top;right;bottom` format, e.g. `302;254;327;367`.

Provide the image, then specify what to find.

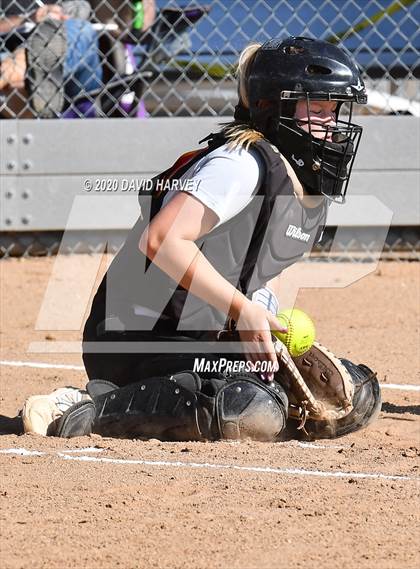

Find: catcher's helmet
247;36;367;203
304;359;382;439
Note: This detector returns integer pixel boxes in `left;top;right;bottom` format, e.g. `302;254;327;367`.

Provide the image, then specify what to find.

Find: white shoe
21;387;91;436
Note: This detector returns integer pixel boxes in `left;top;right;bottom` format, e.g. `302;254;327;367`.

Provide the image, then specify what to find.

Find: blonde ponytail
221;42;265;150
236;42;261;109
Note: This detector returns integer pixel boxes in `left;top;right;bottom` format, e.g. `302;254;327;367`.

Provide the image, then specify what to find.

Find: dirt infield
0;257;419;569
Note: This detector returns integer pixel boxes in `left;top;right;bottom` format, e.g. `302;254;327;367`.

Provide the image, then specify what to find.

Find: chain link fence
1;1;418;261
1;0;419;118
1;227;419;260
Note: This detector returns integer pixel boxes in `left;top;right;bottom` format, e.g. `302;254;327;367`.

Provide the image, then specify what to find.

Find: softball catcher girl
22;37;381;441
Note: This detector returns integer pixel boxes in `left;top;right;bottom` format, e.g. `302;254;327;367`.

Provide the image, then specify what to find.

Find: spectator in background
87;0;157;117
89;0;156;34
88;0;157;80
0;1;103;117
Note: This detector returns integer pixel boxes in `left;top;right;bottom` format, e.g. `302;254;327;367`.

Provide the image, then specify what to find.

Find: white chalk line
60;447;105;454
0;447;417;482
0;447;104;456
0;448;44;456
293;441;346;450
0;360;85;371
380;384;420;391
1;359;419;392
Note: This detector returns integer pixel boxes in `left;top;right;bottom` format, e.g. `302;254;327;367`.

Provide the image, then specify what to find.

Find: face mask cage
276;94;364;204
313;120;362;204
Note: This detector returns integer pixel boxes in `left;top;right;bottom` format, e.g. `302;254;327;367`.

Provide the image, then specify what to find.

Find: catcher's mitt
214;313;380;437
273;340;356;431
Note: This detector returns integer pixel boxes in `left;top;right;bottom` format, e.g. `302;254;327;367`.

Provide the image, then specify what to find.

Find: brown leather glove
274;340;354;429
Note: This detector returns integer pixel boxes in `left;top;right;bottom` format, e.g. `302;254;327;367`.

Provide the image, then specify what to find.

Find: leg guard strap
56;371;288;442
93;372;204;440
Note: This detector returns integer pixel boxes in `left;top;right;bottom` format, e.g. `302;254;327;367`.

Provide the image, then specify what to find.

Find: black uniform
56;37;380;442
82;134;327;386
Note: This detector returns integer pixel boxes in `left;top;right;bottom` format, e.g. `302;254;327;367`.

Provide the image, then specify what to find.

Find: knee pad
215;376;288;441
56;372;288;442
92;372;204;440
55;374;204;440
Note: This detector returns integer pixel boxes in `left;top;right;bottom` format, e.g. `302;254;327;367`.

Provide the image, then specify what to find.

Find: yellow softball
273;308;316;357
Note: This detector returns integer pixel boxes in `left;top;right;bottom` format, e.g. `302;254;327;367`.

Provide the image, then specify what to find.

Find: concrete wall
1;116;419;231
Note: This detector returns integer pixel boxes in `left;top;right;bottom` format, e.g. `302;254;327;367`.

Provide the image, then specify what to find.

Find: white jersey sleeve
162;144;262;228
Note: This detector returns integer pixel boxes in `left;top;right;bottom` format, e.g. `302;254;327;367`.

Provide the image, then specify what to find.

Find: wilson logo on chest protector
285;224;311;242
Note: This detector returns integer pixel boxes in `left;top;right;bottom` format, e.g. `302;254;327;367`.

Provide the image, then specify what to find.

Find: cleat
21;387;91;436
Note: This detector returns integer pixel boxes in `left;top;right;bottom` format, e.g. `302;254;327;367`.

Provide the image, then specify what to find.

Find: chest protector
98;134;328;339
